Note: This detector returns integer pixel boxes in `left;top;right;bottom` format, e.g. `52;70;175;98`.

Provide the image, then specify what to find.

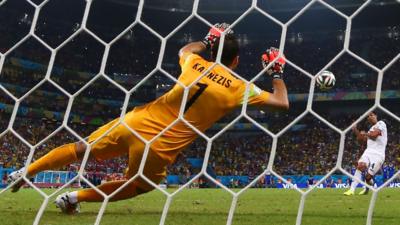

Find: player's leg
344;156;368;196
358;172;373;195
56;138;168;213
54;121;138;213
75;144;167;203
73;140;145;203
365;173;374;185
28;142;83;177
29;118;129;175
55;179;151;214
75;178;153;202
359;157;383;195
8;142;83;192
9;118;124;192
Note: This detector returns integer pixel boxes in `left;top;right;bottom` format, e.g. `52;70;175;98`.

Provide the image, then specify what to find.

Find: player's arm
367;128;381;140
260;47;289;110
179;23;232;63
179;41;207;62
266;77;289;110
352;125;367;144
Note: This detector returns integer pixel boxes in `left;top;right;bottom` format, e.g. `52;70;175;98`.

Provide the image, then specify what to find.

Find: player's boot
55;192;81;214
358;188;369;195
343;189;355;196
7;168;27;192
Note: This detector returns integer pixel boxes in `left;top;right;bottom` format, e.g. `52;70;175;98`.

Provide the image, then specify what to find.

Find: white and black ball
316;70;336;90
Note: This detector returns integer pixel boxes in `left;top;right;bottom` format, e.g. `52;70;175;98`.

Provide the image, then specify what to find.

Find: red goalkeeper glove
202;23;234;49
261;47;286;79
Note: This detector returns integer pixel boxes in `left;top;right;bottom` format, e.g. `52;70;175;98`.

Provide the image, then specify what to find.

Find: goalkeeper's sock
27;143;78;177
77;180;142;202
68;191;79;204
350;169;362;192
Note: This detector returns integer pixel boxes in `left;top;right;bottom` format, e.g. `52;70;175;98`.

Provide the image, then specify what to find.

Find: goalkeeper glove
261;47;286;79
202;23;234;49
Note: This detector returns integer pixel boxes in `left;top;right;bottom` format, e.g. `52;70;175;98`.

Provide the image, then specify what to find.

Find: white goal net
0;0;399;225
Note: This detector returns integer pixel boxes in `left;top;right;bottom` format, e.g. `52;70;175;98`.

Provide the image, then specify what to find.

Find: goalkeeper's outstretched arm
179;23;233;63
261;47;289;110
268;78;289;110
179;41;207;61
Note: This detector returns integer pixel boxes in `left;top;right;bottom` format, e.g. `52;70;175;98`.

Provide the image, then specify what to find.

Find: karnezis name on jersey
192;62;232;88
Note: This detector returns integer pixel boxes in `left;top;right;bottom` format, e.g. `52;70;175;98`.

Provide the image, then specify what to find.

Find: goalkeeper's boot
343;189;355;196
55;192;80;214
7;168;27;192
358;187;369;195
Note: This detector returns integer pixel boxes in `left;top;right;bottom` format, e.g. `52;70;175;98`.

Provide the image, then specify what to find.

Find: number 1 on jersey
184;83;208;113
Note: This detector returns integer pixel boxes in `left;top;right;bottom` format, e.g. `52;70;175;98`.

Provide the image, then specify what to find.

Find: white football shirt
365;120;387;158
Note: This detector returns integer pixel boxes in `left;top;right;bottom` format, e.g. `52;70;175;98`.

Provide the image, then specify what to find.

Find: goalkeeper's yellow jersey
124;53;270;163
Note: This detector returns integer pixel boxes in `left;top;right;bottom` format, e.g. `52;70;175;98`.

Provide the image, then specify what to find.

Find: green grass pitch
0;188;399;225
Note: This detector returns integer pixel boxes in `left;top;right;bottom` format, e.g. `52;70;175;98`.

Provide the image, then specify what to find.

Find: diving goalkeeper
8;23;289;213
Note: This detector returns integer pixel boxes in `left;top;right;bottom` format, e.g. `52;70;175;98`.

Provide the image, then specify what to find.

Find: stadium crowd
1;111;399;188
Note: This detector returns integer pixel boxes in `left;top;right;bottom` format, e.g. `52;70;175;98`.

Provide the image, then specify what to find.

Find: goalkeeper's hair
211;34;239;66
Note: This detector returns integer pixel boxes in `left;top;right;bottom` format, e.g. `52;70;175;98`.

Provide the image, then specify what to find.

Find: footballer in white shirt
344;111;387;196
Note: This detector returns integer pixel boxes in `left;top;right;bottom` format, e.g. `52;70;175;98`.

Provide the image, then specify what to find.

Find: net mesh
0;0;399;225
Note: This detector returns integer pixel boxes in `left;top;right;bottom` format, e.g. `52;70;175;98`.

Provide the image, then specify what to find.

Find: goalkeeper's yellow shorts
88;118;167;192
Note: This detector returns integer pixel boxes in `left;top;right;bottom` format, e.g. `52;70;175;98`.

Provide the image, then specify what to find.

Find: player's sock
77;180;142;202
350;169;362;192
68;191;79;204
27;143;78;177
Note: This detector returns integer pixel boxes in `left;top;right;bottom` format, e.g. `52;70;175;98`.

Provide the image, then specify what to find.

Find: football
316;70;336;90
